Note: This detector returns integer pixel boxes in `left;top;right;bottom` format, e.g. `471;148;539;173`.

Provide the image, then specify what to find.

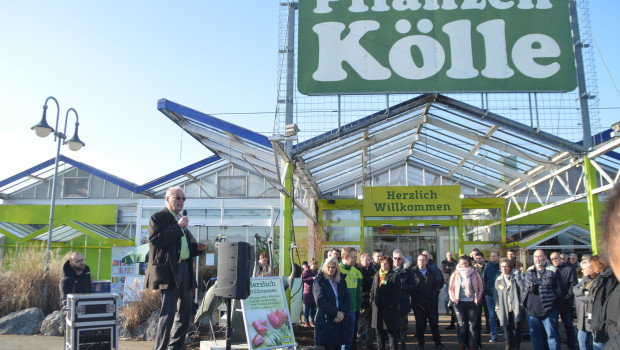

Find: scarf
379;269;388;287
457;266;475;297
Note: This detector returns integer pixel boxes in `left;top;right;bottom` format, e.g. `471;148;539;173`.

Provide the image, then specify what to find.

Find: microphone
182;210;187;216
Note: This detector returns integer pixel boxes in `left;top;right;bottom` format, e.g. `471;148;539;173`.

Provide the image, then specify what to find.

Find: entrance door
374;230;438;264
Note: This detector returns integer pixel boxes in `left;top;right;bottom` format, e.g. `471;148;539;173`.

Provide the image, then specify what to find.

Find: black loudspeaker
214;242;252;299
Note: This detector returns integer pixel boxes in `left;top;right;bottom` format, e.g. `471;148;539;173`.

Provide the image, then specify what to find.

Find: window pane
323;209;361;242
63;178;89;198
224;209;271;219
218;176;247;198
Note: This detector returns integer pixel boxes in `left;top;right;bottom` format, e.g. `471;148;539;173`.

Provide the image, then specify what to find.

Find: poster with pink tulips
241;277;296;350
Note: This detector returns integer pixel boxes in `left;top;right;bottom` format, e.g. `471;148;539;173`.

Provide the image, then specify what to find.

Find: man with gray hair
393;249;414;350
522;249;561;350
145;187;206;350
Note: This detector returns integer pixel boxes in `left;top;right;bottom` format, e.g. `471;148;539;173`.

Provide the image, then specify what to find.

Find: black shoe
445;324;455;330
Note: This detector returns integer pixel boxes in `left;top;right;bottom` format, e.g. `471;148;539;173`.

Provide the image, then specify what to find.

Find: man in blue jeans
550;252;578;350
522;249;562;350
482;250;502;343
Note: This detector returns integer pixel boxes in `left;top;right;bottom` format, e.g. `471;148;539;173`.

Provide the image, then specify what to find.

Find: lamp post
31;96;85;312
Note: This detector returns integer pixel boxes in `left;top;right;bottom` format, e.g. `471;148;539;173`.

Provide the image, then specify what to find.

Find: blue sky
0;1;618;184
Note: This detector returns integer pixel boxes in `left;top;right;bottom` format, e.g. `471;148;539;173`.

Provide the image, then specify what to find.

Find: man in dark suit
145;186;205;350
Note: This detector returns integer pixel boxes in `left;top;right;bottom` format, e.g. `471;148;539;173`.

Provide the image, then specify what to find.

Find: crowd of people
297;183;620;350
300;247;620;350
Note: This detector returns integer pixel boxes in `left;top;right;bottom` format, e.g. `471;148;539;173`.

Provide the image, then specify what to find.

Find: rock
0;307;45;335
40;310;65;336
132;310;159;340
144;310;160;341
117;315;132;338
132;321;148;340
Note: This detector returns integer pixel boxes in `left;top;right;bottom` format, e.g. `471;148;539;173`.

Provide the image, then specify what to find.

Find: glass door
373;228;438;264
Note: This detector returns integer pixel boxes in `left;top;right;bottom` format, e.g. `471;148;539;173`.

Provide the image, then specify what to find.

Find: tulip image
252;334;264;347
275;309;288;322
252;320;268;335
267;311;283;329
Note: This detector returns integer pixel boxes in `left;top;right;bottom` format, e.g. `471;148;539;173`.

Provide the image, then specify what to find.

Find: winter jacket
393;260;415;314
313;271;351;346
573;274;595;332
556;262;578;312
494;270;524;326
370;269;401;330
522;263;559;318
604;332;620;350
440;259;457;285
448;267;484;305
590;267;620;343
427;259;444;286
59;260;92;308
145;208;201;290
302;267;318;304
411;266;443;309
340;262;363;312
358;263;376;309
483;261;501;297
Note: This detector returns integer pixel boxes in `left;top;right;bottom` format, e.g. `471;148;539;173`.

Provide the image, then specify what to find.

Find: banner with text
363;186;461;216
241;277;295;350
298;0;577;94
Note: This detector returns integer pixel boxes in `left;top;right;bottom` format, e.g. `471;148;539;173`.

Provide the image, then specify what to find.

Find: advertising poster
241;277;295;350
111;246;139;306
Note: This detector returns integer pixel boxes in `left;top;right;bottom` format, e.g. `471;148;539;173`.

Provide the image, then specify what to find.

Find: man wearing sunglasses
146;186;206;350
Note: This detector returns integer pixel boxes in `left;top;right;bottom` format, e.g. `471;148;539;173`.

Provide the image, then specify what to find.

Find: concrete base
200;340;248;350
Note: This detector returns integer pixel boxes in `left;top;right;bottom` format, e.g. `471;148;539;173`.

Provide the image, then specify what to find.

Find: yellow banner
363;186;461;217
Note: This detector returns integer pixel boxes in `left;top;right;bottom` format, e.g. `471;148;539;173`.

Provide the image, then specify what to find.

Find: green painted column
458;212;464;256
584;156;602;254
282;162;294;304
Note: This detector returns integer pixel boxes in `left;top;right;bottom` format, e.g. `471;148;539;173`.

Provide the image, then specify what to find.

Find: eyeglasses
393;257;402;260
171;195;187;201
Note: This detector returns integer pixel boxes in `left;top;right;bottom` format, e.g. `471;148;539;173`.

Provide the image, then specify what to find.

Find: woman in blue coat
370;256;401;350
314;257;351;350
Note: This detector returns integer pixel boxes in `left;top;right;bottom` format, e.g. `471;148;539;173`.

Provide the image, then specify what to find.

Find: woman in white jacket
494;257;525;350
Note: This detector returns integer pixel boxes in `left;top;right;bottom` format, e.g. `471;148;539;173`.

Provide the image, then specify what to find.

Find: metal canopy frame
289;93;615;211
515;221;592;250
158;99;317;223
0;222;42;241
26;220;133;245
154;95;619;225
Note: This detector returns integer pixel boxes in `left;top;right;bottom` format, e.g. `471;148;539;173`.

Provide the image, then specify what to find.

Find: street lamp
32;96;85;312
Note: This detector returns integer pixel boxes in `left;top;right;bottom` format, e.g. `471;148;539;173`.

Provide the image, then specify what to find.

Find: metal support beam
569;0;593;149
584;156;602;254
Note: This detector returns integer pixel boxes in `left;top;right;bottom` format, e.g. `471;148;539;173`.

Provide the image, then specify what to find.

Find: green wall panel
0;205;117;225
507;202;591;226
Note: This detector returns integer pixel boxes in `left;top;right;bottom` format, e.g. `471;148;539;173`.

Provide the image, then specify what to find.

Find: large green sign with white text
298;0;577;94
363;186;461;216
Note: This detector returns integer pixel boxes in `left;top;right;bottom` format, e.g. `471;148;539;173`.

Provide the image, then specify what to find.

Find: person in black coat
357;253;377;345
588;256;620;349
145;187;205;350
412;253;445;350
393;249;415;350
371;256;401;350
550;251;578;350
314;257;352;350
59;252;92;308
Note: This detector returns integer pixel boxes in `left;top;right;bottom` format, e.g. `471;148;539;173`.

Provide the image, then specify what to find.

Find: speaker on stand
214;242;252;350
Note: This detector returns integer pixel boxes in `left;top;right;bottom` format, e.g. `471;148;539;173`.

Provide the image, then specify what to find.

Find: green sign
363;186;461;216
241;277;295;350
298;0;577;94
